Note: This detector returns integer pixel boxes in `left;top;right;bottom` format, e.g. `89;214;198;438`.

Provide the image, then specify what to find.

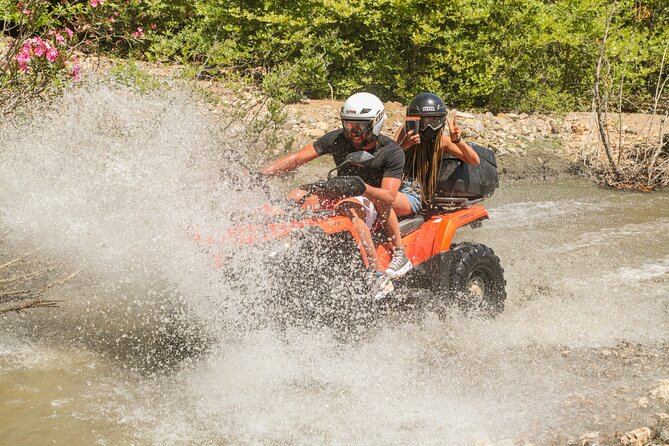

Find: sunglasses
342;119;373;137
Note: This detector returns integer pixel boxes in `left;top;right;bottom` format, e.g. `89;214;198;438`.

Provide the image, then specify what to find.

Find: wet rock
620;427;651;446
650;380;669;401
579;432;601;446
659;425;669;443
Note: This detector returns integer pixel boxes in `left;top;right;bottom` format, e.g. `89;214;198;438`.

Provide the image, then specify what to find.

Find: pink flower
107;16;116;23
46;47;59;62
90;0;104;6
31;37;48;57
16;48;32;71
70;64;81;80
18;42;32;56
131;27;144;39
54;33;65;45
65;28;74;39
67;56;81;80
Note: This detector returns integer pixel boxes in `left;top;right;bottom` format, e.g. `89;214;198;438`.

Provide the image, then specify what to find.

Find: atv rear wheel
431;242;506;317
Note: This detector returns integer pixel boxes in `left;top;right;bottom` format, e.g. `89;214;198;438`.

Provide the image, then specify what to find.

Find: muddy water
1;84;668;445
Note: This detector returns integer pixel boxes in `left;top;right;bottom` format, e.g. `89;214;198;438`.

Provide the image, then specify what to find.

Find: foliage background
1;0;668;112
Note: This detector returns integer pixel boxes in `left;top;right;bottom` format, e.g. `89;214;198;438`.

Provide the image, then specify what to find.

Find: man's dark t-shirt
313;130;405;188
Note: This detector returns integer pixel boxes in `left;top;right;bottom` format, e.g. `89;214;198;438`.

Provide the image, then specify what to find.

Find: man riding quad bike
206;93;505;329
212;145;506;331
261;92;412;300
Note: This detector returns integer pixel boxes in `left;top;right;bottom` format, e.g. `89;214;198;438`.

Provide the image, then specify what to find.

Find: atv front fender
397;205;489;270
432;206;489;255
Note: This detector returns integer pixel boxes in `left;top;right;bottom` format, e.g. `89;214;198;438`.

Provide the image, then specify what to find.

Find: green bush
2;0;667;112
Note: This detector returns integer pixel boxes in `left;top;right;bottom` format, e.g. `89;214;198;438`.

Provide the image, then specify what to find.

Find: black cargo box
434;142;499;200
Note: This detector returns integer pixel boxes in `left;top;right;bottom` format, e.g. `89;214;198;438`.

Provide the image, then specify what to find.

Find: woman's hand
400;129;421;149
448;114;462;144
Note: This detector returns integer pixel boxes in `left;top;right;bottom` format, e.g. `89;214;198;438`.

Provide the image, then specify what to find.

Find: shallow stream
1;85;667;445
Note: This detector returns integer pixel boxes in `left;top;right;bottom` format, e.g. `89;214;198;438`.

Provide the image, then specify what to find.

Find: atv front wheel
431;242;506;317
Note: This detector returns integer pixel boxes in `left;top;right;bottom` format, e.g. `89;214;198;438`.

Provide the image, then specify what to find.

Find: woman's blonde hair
406;128;444;206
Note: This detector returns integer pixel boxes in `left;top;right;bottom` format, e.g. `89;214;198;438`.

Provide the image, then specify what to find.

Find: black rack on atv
430;142;499;210
404;142;499;218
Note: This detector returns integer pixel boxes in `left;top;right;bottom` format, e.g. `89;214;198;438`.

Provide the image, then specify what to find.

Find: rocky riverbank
270;99;665;184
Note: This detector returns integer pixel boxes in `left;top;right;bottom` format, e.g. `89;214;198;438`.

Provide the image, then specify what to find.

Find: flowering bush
0;0;155;113
15;35;80;79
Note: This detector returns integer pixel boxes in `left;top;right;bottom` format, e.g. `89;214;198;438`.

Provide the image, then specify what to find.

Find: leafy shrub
2;0;667;113
140;0;666;112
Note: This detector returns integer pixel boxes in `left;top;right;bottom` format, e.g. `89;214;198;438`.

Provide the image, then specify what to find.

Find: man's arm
260;143;320;176
364;177;402;204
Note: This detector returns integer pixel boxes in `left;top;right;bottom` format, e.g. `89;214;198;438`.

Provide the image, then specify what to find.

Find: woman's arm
438;115;480;166
394;126;420;150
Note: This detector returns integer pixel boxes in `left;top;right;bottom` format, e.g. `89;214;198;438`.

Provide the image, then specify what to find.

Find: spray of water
1;80;667;445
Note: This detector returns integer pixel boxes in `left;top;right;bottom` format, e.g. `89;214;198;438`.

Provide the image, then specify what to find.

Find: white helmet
340;92;386;144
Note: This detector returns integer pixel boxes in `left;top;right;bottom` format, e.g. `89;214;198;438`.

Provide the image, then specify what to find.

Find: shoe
385;248;413;278
371;272;394;301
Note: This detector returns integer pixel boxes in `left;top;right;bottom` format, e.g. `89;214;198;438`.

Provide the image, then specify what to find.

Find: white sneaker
385;248;413;278
371;272;395;301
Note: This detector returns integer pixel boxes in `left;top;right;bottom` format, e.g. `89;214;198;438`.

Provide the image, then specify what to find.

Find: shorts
399;180;422;214
348;196;378;229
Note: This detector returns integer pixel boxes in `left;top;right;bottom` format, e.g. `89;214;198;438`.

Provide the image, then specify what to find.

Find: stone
315;121;331;131
549;119;560;134
571;122;587;135
456;111;475;119
577;433;601;446
304;128;326;138
658;426;669;442
638;397;650;408
485;111;494;120
620;427;651;446
650;380;669;401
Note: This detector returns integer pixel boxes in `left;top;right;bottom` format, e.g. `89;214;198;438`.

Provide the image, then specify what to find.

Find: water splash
1;81;668;445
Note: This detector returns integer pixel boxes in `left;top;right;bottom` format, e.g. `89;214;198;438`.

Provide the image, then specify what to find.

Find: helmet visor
342;119;373;138
419;116;445;131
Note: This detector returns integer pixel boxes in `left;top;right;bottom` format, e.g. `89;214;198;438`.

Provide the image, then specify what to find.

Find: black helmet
407;93;448;141
407;93;447;117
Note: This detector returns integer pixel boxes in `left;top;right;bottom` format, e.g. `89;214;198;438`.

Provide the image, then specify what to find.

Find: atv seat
398;214;425;237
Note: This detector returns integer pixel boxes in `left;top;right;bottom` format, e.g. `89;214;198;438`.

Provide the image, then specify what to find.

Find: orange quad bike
213;143;505;328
